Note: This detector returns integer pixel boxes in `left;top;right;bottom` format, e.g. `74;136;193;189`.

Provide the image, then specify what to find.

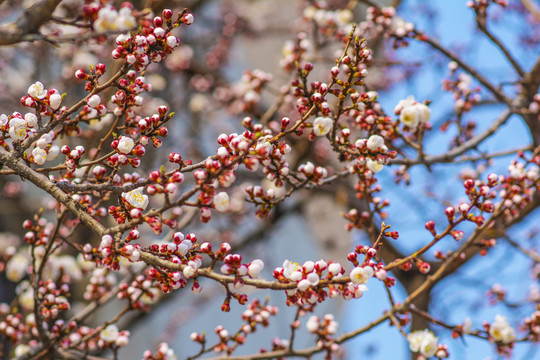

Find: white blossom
366;134;384;151
116;33;131;44
489;315;516;344
87;94;101;108
0;114;8;126
24;113;37;128
116;333;130;347
282;260;301;279
297;279;311;291
396;96;431;129
166;36;179;48
400;104;421;128
302;161;315;175
122;188;149;209
313;116;333;136
527;166;539;181
28;81;47;99
248;259;264;278
407;329;439;358
394;96;416;114
462;317;472;334
14;344;31;357
157;342;178;360
415;103;431;123
49;93;62;110
9;117;28;140
47;145;59;161
32;147;47;165
366;158;384;173
100;324;119;343
94;6;136;33
213;192;229;212
306;272;320;286
6;253;29;282
117;136;135;154
306;316;319;333
19;288;35;310
349;266;374;284
328;262;342;276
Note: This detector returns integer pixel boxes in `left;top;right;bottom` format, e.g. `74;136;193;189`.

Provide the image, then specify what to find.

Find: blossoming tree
0;0;539;359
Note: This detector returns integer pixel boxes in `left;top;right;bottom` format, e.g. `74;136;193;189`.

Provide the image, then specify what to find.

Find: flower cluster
407;329;445;358
394;96;431;130
360;6;415;46
487;315;516;344
303;5;355;40
305;314;340;354
90;3;137;33
99;324;130;348
111;9;189;70
142;342;177;360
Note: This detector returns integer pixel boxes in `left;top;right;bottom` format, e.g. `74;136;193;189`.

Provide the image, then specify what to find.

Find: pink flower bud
153;16;163;27
162;9;173;19
75;69;86;80
182;13;194;25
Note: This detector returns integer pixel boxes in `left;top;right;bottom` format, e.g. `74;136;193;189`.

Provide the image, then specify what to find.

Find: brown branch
416;33;512;105
0;147;106;236
202;312;390;360
503;235;540;263
389;108;513;166
520;55;540;145
0;0;62;45
521;0;540;20
475;17;525;77
435;191;540;279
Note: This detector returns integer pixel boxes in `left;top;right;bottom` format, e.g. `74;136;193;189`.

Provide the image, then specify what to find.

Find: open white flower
9;118;28;140
122;188;149;209
6;253;29;282
396;96;431;130
94;6;136;33
415;102;431;123
118;7;137;29
366;158;384;173
394;95;416;114
489;315;516;344
32;147;47;165
14;344;31;357
48;145;60;161
313;116;333;136
366;134;384;151
100;324;119;343
28;81;47;99
19;288;35;310
213;192;229;212
350;266;374;284
408;329;439;358
117;136;135;154
400;104;421;128
282;260;301;279
24;113;38;128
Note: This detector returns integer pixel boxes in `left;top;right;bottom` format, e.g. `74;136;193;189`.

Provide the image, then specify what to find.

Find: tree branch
0;0;62;45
